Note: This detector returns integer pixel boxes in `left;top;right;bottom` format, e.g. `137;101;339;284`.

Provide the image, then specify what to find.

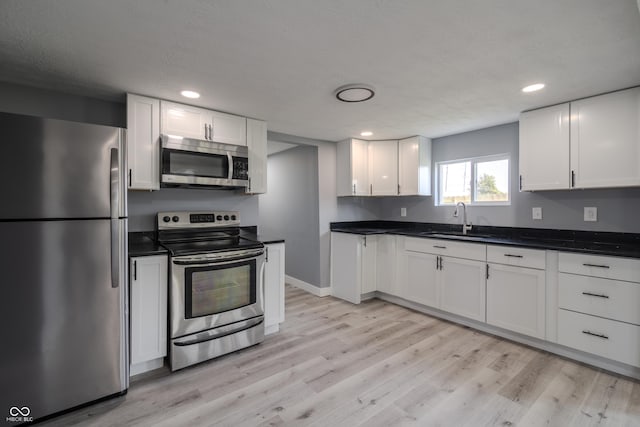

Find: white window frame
436;153;511;206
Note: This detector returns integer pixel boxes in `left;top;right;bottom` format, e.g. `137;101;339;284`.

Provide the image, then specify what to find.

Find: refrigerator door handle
110;148;120;288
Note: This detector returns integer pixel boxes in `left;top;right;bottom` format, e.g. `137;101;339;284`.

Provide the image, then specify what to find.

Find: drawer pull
582;263;610;269
433;245;447;249
582;292;609;299
582;330;609;340
504;254;523;258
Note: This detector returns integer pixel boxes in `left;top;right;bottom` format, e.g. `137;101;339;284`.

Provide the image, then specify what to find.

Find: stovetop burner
156;210;263;256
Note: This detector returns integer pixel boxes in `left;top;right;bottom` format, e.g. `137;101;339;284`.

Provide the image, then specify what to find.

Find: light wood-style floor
43;285;640;427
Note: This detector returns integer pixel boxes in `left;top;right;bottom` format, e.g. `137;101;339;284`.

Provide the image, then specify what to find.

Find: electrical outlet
584;207;597;222
400;207;407;217
532;207;543;220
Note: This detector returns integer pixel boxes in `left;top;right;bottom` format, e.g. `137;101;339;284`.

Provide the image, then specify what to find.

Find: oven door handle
172;249;265;265
173;317;264;346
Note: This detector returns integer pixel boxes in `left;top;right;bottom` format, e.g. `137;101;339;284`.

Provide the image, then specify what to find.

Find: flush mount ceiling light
335;84;375;103
360;131;373;137
181;90;201;99
522;83;545;93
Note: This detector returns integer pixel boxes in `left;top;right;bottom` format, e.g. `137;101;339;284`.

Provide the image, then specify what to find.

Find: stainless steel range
157;211;265;371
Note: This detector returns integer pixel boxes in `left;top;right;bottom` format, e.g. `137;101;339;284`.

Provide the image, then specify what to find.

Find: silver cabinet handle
486;264;489;279
133;260;137;281
353;183;356;194
504;254;523;258
209;124;213;140
582;330;608;340
433;245;447;249
583;263;610;269
582;292;609;299
370;184;372;195
204;123;209;140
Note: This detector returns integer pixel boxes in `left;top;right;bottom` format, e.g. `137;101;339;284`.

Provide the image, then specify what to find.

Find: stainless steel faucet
453;202;472;235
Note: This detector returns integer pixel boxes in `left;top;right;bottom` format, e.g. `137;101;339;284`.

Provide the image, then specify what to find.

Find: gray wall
259;145;321;285
0;81;125;127
264;132;380;288
129;189;259;231
378;122;640;233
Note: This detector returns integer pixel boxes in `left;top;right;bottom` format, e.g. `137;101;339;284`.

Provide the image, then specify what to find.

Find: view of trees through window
438;156;509;205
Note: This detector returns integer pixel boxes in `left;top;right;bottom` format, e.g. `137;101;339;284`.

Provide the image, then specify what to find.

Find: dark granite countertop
330;221;640;259
240;227;285;245
128;232;168;257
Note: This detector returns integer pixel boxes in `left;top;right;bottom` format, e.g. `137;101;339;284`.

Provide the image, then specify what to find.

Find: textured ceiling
0;0;639;141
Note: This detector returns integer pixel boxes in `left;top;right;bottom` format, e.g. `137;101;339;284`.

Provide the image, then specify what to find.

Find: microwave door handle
227;152;233;180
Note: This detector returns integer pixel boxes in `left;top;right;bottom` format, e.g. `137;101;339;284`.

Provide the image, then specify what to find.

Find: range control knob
231;215;237;221
224;215;230;221
172;216;180;222
162;216;171;223
216;215;223;221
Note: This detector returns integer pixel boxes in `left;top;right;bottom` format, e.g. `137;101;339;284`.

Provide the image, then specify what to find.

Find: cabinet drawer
487;245;545;269
558;309;640;367
558;273;640;325
559;252;640;283
405;237;486;261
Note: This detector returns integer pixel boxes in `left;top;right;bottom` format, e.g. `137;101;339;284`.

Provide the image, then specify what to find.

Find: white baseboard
285;275;331;297
130;358;164;377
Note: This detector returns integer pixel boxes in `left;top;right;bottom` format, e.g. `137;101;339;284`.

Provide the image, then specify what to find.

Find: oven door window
162;149;229;179
185;260;256;318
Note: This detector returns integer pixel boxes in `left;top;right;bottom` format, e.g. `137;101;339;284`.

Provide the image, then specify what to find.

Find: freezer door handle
110;147;120;288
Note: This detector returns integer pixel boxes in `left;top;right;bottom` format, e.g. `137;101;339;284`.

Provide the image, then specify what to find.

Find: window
437;155;510;206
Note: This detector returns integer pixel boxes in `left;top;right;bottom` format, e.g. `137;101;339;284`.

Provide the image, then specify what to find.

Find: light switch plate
532;207;542;220
584;207;597;222
400;207;407;217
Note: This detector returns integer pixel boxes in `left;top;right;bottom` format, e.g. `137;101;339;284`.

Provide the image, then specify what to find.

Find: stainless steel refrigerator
0;112;128;422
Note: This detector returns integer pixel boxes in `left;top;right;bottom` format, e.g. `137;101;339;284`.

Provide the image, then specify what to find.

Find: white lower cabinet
130;255;168;376
264;243;285;335
330;232;376;304
405;251;439;307
486;263;546;339
439;256;486;322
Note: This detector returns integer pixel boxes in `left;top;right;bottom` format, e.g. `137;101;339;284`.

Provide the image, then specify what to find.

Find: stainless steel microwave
161;135;249;189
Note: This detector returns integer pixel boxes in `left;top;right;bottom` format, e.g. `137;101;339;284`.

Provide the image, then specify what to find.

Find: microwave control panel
232;157;249;180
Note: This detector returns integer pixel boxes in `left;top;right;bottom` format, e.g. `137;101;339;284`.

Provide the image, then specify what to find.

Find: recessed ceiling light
522;83;545;93
335;84;375;103
181;90;200;99
360;131;373;137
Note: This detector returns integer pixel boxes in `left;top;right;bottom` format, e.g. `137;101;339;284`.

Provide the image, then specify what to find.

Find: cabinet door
486;263;545;339
369;140;398;195
398;136;432;196
337;139;369;196
246;118;267;194
376;235;397;295
570;87;640;188
519;103;570;191
439;257;486;322
330;232;362;304
264;243;285;333
130;255;168;369
127;94;160;190
211;111;247;146
160;101;209;140
406;251;439;307
361;235;377;294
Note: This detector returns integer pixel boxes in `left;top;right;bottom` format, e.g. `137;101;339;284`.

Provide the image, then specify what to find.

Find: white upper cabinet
519;87;640;191
245;118;267;194
337;138;369;196
398;136;432;196
160;100;247;146
161;100;210;140
210;110;247;146
127;94;160;191
368;140;398;196
570;87;640;189
519;103;570;191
